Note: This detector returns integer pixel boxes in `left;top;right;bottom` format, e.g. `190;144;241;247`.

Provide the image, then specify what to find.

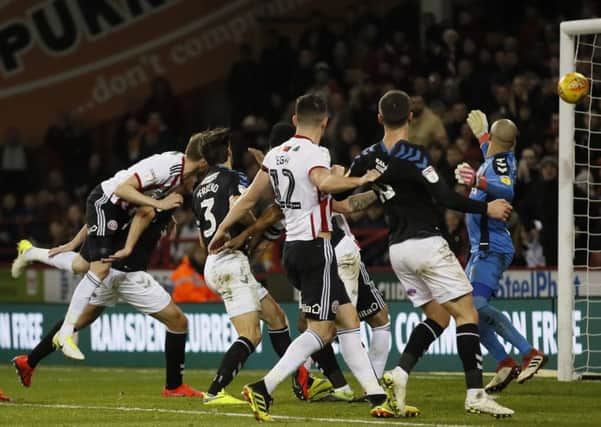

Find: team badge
331;300;340;314
500;176;512;185
107;220;118;231
421;165;439;183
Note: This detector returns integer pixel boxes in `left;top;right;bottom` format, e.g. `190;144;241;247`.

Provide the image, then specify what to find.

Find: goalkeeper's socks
207;336;255;396
482;304;533;356
338;327;383;396
398;318;444;373
26;247;77;273
368;322;391;378
264;330;324;395
311;343;348;388
456;323;484;389
58;272;100;337
28;318;63;368
165;330;187;390
268;326;291;357
478;318;509;363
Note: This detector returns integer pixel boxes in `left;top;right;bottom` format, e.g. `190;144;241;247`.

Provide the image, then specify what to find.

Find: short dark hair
268;122;295;148
378;90;410;128
193;128;231;166
295;93;328;125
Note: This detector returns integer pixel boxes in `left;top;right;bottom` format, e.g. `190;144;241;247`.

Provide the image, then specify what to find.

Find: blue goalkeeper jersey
466;142;516;254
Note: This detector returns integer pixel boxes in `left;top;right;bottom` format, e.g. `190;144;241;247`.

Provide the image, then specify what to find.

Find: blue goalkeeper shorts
465;251;513;299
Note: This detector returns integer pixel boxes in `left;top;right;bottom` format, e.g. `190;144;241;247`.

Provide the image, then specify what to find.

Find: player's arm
114;175;183;211
48;224;88;257
417;157;512;220
455;161;514;201
310;166;380;194
332;190;378;214
208;169;273;253
466;109;490;155
223;204;284;251
102;206;156;262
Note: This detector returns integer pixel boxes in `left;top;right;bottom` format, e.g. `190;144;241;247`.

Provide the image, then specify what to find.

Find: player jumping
11;133;208;360
341;90;514;417
456;110;548;392
209;94;398;421
12;203;203;397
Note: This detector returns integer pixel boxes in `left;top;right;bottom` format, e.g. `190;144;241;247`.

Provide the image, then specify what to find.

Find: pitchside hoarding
0;300;596;372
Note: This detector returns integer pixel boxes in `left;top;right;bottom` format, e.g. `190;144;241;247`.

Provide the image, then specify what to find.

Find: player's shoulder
351;142;380;163
390;140;429;169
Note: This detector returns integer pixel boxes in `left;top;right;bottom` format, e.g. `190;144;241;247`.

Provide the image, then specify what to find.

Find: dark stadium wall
0;0;401;145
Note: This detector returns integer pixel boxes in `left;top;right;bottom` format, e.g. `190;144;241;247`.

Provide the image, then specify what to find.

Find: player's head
268;122;296;148
197;127;232;167
378;90;411;129
292;93;329;140
490;119;518;150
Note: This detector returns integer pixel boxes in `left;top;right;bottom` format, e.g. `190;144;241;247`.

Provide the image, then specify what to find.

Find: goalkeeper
456;111;547;392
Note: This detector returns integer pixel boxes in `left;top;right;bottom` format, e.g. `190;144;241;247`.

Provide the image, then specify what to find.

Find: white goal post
558;18;601;381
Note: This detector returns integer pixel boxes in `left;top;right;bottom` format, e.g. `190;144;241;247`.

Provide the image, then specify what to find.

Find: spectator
522;156;558;266
408;95;448;147
445;210;469;266
140;77;183;137
171;249;220;304
0;127;28;194
139;112;175;157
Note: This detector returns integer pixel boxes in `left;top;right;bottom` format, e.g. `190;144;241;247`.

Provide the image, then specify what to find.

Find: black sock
28;318;63;368
456;323;483;389
311;344;347;388
268;326;291;357
165;331;187;390
208;337;255;395
398;318;444;373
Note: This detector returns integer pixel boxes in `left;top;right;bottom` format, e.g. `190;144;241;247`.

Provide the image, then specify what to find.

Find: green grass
0;365;600;426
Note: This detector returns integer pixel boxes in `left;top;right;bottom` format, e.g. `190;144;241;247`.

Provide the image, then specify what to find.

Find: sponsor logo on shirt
421;165;439;183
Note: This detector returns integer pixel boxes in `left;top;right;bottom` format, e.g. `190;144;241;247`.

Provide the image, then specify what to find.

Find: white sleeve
133;155;172;189
307;146;331;175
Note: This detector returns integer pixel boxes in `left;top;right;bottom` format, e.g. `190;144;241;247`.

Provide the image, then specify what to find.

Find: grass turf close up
0;365;600;426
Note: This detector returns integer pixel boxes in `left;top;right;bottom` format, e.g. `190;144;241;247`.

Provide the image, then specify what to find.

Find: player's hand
48;242;76;257
222;229;251;251
454;162;476;186
208;228;230;254
248;147;265;165
156;193;183;211
101;247;132;263
487;199;513;221
466;110;489;140
359;169;381;185
331;164;346;176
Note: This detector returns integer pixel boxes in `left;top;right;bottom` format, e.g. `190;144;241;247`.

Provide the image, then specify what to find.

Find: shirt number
269;168;301;209
200;198;216;238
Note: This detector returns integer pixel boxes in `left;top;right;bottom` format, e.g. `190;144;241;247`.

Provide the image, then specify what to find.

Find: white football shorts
204;250;268;318
90;269;171;314
389;236;472;307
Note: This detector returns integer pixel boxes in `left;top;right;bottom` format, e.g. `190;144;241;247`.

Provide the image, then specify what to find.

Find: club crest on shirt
500;176;512;185
493;157;509;174
421;165;439;183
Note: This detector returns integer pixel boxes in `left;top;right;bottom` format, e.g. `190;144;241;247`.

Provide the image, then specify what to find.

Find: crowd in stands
2;0;600;273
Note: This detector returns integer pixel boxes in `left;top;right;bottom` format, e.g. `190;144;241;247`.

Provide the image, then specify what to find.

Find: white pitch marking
3;402;481;427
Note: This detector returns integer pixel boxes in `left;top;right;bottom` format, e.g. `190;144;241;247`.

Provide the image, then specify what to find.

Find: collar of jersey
379;139;409;156
293;134;314;143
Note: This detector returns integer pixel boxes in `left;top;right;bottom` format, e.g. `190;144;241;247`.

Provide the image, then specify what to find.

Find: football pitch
1;366;600;426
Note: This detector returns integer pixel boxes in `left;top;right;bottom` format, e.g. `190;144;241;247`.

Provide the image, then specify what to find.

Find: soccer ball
557;72;589;104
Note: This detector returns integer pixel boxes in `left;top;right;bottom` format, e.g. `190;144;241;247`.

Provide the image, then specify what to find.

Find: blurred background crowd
1;0;600;273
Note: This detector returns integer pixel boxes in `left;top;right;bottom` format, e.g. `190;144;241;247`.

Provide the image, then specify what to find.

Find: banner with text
1;300;597;372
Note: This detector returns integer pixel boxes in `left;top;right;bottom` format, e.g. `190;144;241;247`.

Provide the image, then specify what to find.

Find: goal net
559;18;601;381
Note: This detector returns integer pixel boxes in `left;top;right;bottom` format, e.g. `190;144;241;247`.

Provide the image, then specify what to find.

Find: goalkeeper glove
455;162;487;190
466;110;490;144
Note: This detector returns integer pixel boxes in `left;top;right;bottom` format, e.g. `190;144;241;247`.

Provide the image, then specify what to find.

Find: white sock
25;247;50;264
58;272;101;337
263;330;324;395
368;322;391;378
338;327;384;396
26;247;77;273
467;388;484;399
334;384;352;393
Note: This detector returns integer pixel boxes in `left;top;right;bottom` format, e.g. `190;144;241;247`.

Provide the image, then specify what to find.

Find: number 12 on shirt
269;168;301;209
